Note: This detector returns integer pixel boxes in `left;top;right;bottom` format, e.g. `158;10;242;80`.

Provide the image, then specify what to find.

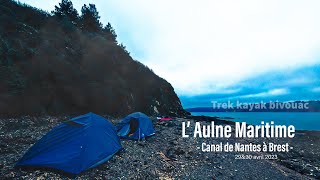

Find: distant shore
190;112;320;131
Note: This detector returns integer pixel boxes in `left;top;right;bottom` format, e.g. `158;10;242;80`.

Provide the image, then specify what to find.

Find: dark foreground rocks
0;115;319;179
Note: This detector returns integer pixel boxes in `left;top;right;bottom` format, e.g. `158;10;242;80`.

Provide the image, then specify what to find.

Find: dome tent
116;112;155;140
15;112;122;175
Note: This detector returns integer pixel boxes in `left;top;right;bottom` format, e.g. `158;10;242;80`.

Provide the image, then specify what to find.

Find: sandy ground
0;115;319;179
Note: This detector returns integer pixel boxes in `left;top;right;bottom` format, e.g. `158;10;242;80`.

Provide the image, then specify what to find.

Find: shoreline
0;115;319;179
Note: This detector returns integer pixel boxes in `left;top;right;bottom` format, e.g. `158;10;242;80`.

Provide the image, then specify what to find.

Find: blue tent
116;112;155;140
15;112;122;175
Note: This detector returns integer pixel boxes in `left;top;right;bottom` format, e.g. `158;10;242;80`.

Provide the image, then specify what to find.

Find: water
191;112;320;131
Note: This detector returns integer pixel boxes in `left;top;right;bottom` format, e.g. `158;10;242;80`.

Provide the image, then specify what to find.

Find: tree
79;4;102;32
102;23;117;43
52;0;79;23
119;43;130;55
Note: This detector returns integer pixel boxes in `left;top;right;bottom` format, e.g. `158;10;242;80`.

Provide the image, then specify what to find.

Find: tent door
128;118;139;137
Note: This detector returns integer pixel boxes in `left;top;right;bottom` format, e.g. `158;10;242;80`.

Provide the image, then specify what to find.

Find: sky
19;0;320;107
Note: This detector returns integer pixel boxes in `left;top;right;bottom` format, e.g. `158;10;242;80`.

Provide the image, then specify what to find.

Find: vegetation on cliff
0;0;187;116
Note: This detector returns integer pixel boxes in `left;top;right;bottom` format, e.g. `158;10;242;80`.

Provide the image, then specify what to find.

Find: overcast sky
19;0;320;106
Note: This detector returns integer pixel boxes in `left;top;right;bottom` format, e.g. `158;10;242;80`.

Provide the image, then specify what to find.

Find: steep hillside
0;0;188;117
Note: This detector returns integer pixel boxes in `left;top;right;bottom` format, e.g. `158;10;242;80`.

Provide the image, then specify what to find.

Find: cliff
0;0;188;117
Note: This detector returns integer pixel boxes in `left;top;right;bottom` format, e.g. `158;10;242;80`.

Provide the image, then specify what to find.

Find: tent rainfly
116;112;155;140
15;112;122;175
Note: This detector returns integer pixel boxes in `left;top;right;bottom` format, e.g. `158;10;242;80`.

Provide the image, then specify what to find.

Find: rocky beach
0;115;319;179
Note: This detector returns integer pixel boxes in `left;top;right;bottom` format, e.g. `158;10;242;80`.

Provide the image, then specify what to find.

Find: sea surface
191;112;320;131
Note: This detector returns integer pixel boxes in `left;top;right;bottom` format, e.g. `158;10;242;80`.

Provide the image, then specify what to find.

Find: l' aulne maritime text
181;121;293;153
182;121;295;138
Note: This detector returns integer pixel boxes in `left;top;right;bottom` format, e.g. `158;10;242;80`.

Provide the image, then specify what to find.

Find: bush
6;65;26;94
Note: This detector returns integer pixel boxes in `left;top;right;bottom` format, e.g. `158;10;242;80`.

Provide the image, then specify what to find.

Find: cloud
239;88;289;98
92;0;320;96
180;65;320;107
19;0;320;97
311;87;320;92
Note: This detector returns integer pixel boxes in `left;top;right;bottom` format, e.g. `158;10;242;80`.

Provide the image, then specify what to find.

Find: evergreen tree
119;43;130;55
102;23;117;43
80;4;102;32
52;0;79;23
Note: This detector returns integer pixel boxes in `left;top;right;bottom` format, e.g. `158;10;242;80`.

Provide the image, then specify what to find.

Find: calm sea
191;112;320;131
